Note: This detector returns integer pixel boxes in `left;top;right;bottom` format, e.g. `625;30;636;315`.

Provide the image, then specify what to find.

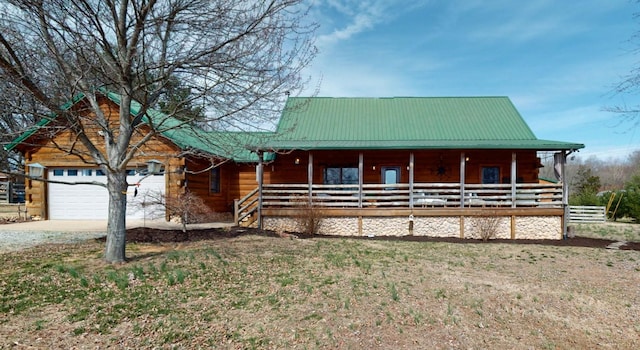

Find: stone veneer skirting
263;215;563;240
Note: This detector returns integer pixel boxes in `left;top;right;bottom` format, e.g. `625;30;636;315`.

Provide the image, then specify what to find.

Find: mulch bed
124;226;640;251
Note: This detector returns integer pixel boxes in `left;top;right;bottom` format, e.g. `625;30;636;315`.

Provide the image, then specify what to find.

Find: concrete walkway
605;241;628;250
0;219;235;233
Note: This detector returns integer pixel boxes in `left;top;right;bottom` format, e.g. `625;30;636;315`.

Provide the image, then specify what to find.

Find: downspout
562;150;569;239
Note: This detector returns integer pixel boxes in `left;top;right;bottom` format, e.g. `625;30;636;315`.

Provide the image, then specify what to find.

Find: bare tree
606;3;640;134
0;83;40;171
0;0;317;263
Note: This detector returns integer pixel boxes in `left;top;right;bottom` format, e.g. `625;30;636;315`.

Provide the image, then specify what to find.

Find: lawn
572;221;640;242
1;225;639;349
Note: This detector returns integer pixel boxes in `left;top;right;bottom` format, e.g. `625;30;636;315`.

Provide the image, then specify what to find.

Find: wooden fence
568;206;606;223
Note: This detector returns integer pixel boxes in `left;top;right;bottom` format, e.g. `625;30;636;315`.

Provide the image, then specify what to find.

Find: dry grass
0;230;639;349
573;221;640;242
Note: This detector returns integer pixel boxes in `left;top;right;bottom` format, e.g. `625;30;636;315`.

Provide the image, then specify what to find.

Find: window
381;166;400;185
210;167;220;193
323;167;358;185
82;169;92;176
481;167;500;184
96;169;105;176
53;169;64;176
67;169;78;176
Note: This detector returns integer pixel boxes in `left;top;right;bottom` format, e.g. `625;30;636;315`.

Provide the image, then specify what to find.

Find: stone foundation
263;215;563;240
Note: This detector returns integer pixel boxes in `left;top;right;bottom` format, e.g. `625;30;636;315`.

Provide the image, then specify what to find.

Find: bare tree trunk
105;170;128;263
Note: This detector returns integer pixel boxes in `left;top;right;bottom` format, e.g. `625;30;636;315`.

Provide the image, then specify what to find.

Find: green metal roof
102;91;273;162
266;97;584;151
5;94;584;161
4;92;90;152
4;90;272;163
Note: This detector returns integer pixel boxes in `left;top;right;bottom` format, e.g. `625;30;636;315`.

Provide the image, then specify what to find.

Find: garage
47;168;166;220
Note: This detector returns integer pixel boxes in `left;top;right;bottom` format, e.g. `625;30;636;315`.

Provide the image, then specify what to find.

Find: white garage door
48;168;166;220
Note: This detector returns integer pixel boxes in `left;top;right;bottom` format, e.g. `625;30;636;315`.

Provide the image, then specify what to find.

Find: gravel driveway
0;219;233;253
0;230;106;253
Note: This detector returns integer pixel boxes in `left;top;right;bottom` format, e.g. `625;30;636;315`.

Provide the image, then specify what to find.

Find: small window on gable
210;167;220;193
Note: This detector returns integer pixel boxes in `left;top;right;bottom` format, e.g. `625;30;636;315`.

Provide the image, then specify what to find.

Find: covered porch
235;149;569;239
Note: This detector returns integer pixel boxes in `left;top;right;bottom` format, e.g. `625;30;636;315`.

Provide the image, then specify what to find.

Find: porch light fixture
146;159;163;174
27;163;45;178
294;158;300;165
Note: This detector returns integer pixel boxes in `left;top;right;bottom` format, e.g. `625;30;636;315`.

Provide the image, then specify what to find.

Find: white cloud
526;105;611;133
314;0;432;48
308;61;416;97
318;13;376;46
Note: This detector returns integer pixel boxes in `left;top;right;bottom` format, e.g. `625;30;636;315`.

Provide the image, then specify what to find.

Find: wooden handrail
256;182;563;209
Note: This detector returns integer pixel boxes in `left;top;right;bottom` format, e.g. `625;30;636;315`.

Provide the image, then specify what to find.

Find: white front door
47;168;166;220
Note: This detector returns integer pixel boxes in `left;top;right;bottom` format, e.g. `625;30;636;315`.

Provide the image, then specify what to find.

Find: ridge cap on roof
288;96;510;99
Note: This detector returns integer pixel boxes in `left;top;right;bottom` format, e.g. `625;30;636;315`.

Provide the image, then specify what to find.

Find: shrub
472;215;501;241
135;190;216;232
292;196;324;235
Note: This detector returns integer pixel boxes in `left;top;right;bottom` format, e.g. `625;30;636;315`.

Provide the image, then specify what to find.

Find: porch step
239;215;258;228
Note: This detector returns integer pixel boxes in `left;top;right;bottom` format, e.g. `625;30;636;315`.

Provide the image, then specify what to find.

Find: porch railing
260;182;563;208
235;182;563;224
234;187;259;226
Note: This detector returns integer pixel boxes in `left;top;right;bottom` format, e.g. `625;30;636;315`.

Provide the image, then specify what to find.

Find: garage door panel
125;174;166;220
48;169;166;220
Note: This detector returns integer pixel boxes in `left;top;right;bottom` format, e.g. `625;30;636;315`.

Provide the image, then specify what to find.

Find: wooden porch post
308;152;313;206
257;151;263;230
511;152;517;239
561;151;568;239
358;152;363;208
460;152;467;237
511;152;517;208
409;152;415;209
460;152;466;208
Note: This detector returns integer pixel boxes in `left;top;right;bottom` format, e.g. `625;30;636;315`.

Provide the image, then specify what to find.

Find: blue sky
302;0;640;161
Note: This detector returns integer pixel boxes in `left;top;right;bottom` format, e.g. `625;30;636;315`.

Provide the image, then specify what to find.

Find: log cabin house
4;91;267;221
6;93;584;239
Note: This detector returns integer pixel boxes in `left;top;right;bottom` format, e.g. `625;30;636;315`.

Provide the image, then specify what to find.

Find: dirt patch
124;226;277;243
121;226;640;251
